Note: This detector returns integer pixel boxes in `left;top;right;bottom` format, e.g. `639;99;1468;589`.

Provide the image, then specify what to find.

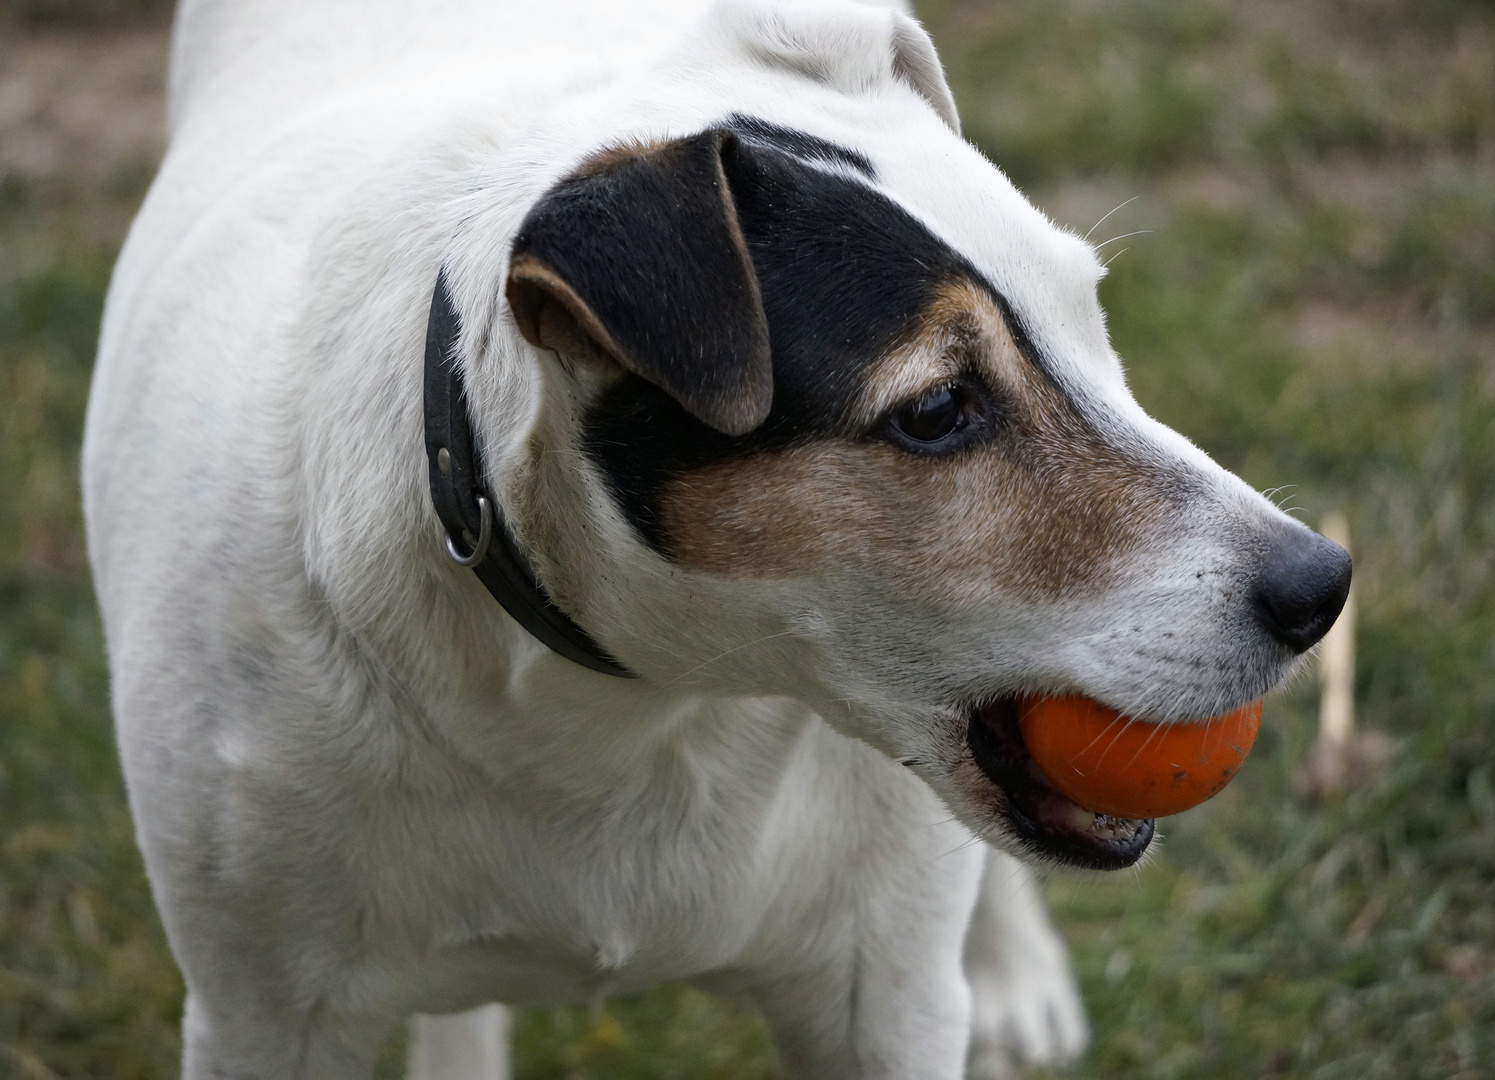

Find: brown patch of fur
575;137;671;175
851;279;1026;428
660;276;1186;600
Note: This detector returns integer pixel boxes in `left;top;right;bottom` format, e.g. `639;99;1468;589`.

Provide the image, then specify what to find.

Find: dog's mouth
967;698;1154;870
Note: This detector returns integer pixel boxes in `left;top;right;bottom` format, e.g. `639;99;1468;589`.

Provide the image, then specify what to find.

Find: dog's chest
327;697;840;1005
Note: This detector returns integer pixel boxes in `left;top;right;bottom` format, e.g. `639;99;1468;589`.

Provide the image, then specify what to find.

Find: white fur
84;1;1302;1076
409;1005;510;1080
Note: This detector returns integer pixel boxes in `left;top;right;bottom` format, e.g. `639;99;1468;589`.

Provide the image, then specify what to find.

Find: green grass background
2;0;1493;1076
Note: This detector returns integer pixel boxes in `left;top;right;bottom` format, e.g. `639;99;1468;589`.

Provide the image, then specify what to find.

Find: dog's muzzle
967;699;1155;869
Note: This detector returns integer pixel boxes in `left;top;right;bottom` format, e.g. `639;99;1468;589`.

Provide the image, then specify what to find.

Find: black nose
1253;527;1352;652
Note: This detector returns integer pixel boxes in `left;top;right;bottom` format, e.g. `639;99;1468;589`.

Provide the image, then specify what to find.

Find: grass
0;0;170;30
0;171;183;1077
1;0;1493;1076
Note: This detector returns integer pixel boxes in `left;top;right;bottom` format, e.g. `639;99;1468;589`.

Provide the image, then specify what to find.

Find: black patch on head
582;127;976;557
725;114;876;178
508;132;772;436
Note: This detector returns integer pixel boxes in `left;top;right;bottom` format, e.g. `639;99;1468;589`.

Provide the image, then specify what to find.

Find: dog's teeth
1088;815;1141;841
1065;804;1098;831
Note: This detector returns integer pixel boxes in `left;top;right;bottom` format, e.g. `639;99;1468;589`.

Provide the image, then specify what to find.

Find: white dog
83;1;1350;1077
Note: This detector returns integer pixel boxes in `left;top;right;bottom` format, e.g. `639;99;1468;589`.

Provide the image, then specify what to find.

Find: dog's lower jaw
967;699;1155;871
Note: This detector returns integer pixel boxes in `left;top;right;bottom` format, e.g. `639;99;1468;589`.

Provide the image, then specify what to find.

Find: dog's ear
889;13;960;135
506;132;772;437
707;2;959;135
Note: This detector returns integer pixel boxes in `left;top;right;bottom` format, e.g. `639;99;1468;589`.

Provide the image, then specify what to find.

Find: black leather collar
422;271;635;678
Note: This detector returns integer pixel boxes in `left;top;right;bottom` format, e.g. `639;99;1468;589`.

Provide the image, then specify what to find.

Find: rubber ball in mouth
1017;694;1263;819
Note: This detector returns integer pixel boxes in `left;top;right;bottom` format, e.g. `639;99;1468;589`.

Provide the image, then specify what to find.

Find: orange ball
1017;694;1262;819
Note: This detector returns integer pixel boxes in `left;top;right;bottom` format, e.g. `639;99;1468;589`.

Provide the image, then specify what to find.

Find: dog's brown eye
892;385;966;443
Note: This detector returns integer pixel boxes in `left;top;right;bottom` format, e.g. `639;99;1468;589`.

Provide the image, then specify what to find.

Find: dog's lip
966;697;1155;870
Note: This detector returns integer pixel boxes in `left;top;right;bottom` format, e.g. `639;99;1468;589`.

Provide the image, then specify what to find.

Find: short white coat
84;1;1300;1076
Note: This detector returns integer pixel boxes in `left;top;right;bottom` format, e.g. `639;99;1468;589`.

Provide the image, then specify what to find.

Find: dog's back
169;0;913;131
167;0;873;142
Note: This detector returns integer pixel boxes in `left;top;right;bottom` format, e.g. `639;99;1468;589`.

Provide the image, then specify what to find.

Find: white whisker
1094;229;1152;249
1083;195;1140;242
648;630;797;693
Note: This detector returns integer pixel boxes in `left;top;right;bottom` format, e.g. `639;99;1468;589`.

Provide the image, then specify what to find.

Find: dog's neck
422;271;634;677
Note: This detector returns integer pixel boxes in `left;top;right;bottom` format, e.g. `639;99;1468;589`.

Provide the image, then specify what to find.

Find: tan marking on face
659;275;1185;600
850;278;1026;429
662;441;1161;601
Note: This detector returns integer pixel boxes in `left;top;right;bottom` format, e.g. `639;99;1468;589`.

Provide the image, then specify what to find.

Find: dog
82;0;1351;1076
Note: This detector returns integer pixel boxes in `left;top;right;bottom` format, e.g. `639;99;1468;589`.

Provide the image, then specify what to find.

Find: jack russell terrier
83;0;1350;1076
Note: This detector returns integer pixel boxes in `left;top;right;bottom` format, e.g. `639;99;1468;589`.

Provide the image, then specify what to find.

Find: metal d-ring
444;493;493;567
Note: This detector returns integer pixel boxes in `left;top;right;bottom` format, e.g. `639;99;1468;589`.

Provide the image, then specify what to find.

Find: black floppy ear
506;131;773;437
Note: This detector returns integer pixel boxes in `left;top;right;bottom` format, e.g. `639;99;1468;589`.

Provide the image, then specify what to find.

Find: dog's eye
891;385;968;444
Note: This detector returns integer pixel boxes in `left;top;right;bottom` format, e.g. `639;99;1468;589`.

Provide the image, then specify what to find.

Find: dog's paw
965;952;1088;1078
963;850;1088;1078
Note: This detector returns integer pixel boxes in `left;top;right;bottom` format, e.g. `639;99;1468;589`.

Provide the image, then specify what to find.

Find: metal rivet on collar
437;446;452;476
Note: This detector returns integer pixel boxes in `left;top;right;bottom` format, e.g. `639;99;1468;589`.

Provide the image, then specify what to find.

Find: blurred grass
1;0;1493;1077
0;0;169;30
0;170;182;1077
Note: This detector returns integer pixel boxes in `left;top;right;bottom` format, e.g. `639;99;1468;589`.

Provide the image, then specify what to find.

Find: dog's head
456;1;1349;868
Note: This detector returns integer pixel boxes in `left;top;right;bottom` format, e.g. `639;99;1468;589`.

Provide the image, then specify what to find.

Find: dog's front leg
964;847;1088;1078
180;989;391;1080
747;839;985;1080
408;1004;511;1080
